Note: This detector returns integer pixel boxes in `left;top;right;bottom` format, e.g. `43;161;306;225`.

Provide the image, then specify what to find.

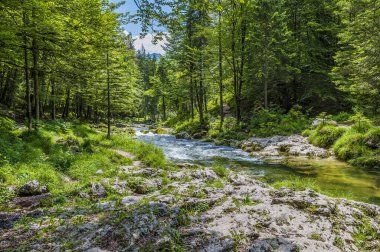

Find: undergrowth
0;117;166;208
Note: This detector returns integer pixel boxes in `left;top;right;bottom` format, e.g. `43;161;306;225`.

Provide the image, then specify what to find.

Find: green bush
364;127;380;149
350;113;372;133
332;112;351;123
333;131;370;161
350;154;380;170
249;107;310;137
0;116;15;131
302;129;312;137
175;117;207;135
308;125;346;148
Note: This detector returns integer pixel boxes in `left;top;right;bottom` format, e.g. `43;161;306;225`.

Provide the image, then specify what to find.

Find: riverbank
1;121;379;251
143;125;380;204
173;114;380;170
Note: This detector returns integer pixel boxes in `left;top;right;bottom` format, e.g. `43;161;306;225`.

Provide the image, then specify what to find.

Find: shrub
333;131;370;161
0;116;15;131
302;129;312;137
249;107;310;137
332;112;351;123
308;125;346;148
350;154;380;170
0;186;15;204
350;113;372;133
364;127;380;149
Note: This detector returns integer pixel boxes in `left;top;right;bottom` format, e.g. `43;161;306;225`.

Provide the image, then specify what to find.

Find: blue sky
111;0;167;54
111;0;141;36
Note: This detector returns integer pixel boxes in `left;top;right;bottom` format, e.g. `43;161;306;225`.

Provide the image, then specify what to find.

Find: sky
111;0;167;54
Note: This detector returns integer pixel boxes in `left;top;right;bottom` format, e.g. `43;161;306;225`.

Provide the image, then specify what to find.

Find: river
134;127;380;205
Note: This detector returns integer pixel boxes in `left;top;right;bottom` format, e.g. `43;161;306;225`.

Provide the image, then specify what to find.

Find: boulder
115;123;127;128
10;193;52;208
122;195;142;206
91;183;106;198
192;131;207;139
192;168;219;181
18;180;46;196
176;132;191;139
95;169;104;175
312;118;338;128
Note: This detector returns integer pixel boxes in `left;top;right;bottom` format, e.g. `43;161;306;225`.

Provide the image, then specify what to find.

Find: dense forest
1;0;379;165
1;0;379;126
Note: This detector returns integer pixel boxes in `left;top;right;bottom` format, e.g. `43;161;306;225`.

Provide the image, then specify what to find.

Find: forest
0;0;379;251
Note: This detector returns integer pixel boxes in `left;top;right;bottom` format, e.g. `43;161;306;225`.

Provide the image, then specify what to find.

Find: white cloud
132;33;167;54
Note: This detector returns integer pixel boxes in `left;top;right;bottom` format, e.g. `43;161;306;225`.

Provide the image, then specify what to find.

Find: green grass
212;164;229;178
304;118;380;170
0;118;167;208
353;218;380;249
270;177;356;200
307;124;346;148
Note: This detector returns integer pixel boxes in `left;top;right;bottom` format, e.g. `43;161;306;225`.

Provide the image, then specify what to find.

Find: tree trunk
218;3;224;130
32;27;39;120
51;78;56;120
238;10;247;121
162;96;166;120
231;1;239;124
62;87;70;119
106;51;111;139
23;12;32;131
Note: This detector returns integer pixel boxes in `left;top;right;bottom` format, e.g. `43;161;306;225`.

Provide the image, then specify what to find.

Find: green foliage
331;112;351;123
308;125;346;148
364;128;380;149
0;117;15;131
350;113;372;133
249;108;310;137
333;131;369;161
333;0;380;115
353;218;380;249
271;178;321;192
0;119;168;206
0;186;15;204
175;117;205;135
330;125;380;169
212;164;229;178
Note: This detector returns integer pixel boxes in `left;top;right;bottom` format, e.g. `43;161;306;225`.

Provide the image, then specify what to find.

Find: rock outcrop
1;161;378;251
241;134;330;158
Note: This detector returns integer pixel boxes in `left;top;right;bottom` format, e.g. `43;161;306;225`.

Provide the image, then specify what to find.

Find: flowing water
134;127;380;205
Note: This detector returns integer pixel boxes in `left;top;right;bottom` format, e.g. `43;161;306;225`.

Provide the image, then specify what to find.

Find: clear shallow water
134;127;380;205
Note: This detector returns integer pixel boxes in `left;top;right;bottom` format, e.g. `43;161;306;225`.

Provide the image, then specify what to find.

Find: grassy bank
0;117;166;208
303;115;380;169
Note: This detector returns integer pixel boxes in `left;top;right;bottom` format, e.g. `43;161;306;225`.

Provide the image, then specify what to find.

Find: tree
332;0;380;115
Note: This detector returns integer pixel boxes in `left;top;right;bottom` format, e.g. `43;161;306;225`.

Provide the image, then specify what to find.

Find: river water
134;127;380;205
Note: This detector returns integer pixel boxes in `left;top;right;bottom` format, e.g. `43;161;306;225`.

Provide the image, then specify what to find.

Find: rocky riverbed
1;155;379;251
176;130;331;161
